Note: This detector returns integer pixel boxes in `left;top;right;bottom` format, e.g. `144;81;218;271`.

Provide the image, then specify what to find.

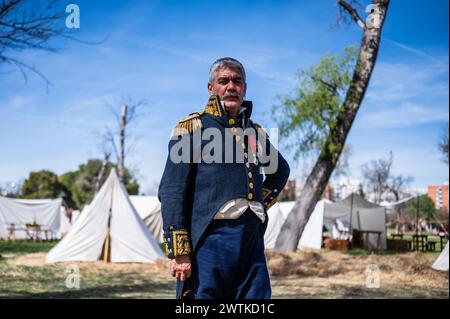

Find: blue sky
0;0;448;194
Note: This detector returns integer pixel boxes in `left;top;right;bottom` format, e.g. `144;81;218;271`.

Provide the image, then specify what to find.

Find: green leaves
405;195;437;221
20;160;139;210
62;159;139;209
272;45;358;160
21;170;63;200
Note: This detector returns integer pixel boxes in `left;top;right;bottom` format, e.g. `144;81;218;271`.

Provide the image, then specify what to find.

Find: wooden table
412;234;428;251
391;233;404;240
439;235;448;252
6;225;17;242
25;223;41;242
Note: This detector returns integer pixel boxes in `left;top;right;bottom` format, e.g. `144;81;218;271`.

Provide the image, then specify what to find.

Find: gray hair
208;57;246;84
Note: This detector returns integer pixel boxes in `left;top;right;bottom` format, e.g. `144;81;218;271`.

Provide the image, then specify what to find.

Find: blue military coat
158;95;290;258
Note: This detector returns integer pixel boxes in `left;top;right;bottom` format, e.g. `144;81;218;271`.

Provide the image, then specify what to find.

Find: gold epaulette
172;112;203;137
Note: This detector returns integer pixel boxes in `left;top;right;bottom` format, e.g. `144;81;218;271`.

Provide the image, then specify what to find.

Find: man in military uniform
158;57;290;299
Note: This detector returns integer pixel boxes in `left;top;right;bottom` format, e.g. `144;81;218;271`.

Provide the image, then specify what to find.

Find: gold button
244;152;248;158
231;127;237;133
245;163;250;168
248;193;253;200
241;143;246;149
229;119;235;125
274;189;278;193
249;183;254;189
235;135;241;142
248;172;253;178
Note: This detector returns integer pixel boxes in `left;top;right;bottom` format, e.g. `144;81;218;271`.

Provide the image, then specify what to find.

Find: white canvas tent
323;194;387;250
46;170;164;263
71;209;81;224
265;194;387;250
265;199;331;250
57;207;72;239
129;195;163;243
0;197;62;240
432;242;449;271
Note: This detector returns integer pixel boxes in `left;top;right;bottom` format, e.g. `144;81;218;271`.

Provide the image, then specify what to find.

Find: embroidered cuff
263;187;279;210
163;226;192;259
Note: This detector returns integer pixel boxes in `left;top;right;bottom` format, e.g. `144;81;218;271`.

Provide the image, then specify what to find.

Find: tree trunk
275;0;390;252
119;104;127;182
94;153;110;194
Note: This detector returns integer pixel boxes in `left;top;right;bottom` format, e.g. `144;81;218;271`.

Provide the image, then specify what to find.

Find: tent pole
348;193;354;248
102;230;110;262
101;178;114;263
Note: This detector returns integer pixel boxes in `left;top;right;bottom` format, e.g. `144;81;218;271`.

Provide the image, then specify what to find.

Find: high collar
204;95;253;120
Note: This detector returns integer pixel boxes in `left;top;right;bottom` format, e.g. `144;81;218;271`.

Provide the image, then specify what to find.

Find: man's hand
170;254;191;281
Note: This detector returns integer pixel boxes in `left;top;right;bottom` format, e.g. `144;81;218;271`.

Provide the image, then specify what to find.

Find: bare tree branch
103;128;120;164
1;0;109;89
106;103;121;124
338;0;366;30
101;99;147;181
0;0;64;88
3;55;52;87
94;150;111;194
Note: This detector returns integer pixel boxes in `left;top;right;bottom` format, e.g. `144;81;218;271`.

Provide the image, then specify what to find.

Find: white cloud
358;102;449;129
385;38;447;65
0;95;33;110
355;59;449;129
366;62;449;104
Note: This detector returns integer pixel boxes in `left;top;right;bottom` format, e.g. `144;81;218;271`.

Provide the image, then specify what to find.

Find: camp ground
264;194;388;251
0;0;448;301
1;182;448;298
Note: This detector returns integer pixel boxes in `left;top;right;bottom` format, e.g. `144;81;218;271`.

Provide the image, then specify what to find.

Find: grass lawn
0;240;174;298
0;241;58;256
387;233;448;252
0;240;448;299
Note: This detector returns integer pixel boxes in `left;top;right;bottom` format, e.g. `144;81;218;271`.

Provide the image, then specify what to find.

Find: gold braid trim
262;187;277;210
262;188;272;200
172;112;203;137
172;230;191;257
204;95;224;117
171;95;224;137
163;229;192;258
265;197;277;210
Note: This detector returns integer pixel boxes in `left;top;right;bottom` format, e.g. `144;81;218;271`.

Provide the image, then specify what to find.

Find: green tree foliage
58;171;78;209
20;170;63;199
405;195;437;221
21;160;139;210
272;45;358;162
59;159;139;210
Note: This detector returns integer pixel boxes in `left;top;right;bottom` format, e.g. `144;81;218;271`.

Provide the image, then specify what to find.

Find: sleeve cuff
263;187;279;210
163;226;192;259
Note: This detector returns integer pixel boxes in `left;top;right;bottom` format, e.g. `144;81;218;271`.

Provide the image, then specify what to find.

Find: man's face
208;67;246;116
